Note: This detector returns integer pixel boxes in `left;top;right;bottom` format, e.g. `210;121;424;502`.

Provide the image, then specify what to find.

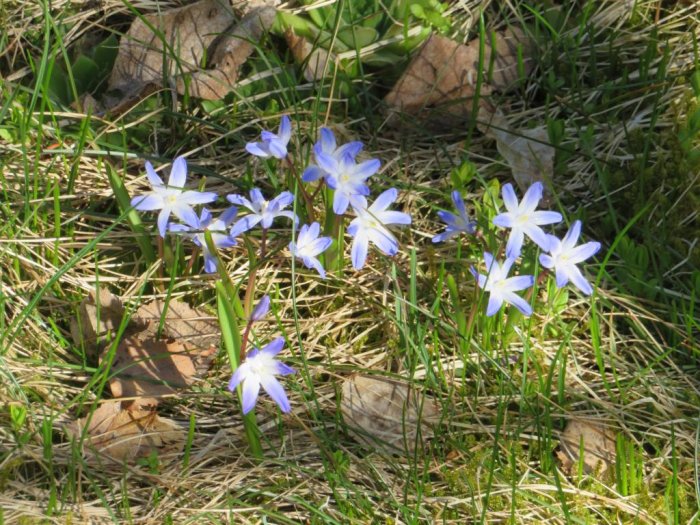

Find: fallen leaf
135;298;220;353
285;29;335;81
384;28;532;125
66;401;184;462
107;335;213;402
106;1;276;107
70;288;143;355
484;109;555;193
341;375;440;453
556;419;617;477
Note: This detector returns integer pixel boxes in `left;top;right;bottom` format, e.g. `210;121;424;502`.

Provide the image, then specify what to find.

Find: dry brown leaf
556;419;617;477
341;375;440;453
107;335;212;402
285;30;335;81
66;401;184;462
106;1;276;106
384;28;532;124
135;298;220;353
70;288;144;355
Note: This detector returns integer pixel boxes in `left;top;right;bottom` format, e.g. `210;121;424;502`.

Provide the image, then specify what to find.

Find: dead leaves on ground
105;0;276;111
65;401;185;462
69;288;218;463
341;374;440;454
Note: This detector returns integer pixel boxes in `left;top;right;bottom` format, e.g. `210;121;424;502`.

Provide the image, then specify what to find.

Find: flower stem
243;228;267;317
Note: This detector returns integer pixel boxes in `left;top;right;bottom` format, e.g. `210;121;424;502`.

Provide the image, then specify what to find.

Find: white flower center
516;213;531;225
248;352;277;377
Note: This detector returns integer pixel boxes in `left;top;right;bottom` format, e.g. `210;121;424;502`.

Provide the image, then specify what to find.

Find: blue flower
130;156;218;238
228;337;296;414
245;116;292;160
432;190;477;243
289;222;333;278
169;207;238;273
539;220;601;295
470;253;534;316
302;127;363;183
250;295;271;322
315;150;379;215
226;188;299;236
492;182;562;259
347;188;412;270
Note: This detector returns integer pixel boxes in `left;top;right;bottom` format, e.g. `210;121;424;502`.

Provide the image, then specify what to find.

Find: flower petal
561;220;582;250
180;191;218;205
333;192;350;215
378;211;411;226
278;115;292;143
260;375;291;413
532;210;563;226
316;151;339;175
268;139;288;159
270;191;294;211
501;183;518;212
367;227;398;255
220;206;238;225
203;253;218;273
503;275;534;293
307;237;332;255
250;295;271;322
539;253;555;269
492;212;515;228
369;188;398;213
351;158;381;180
302;165;324;182
275;361;296;376
230;215;262;237
226;194;251;209
171;203;200;229
228;365;247;391
505;229;525;259
568;241;601;264
168;156;188;188
336;141;363;159
261;336;286;357
520;182;543;212
145;161;164;187
241;377;261;414
351;232;369;270
319;127;336;153
432;230;457;243
486;292;504;316
246;142;271;158
131;193;164;211
568;265;594;295
157;208;171;238
452;191;467;216
304;255;326;278
503;291;532;316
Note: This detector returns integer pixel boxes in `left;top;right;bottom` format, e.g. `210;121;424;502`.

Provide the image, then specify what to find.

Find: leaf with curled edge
65;400;185;463
341;375;440;454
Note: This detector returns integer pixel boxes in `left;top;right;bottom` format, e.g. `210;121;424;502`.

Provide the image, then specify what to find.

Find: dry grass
1;0;699;523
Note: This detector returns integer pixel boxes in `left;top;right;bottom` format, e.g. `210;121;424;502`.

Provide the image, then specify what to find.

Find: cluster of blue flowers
126;115;601;417
433;182;601;317
128;115;411;415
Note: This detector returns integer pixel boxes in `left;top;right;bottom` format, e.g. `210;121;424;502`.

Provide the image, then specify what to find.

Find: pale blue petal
539;253;555;269
379;211;411;226
483;252;495;273
275;362;296;376
168;156;188;188
251;295;270;322
308;237;332;255
520;182;543;212
132;193;163;211
319;127;336;153
228;366;245;391
501;183;518;212
180;191;218;205
369;188;398;213
500;257;516;277
543;234;560;253
486;293;504;316
505;229;524;259
230;215;262;236
522;224;550;250
346;220;359;237
568;266;594;295
260;375;291;413
368;228;398;255
336;141;363;158
307;221;321;239
568;241;601;264
305;256;326;278
438;211;459;227
157;208;171;238
302;165;324;182
352;158;381;180
493;212;515;228
316;151;339;175
532;210;563;226
171;203;200;229
169;223;192;234
276;210;299;225
268;139;288;159
504;275;534;292
246;142;271;158
452;191;467;216
432;230;457;243
250;189;265;207
270;191;294;210
261;336;286;357
351;232;369;270
555;266;570;288
333;192;350;214
278;115;292;143
226;194;251;208
504;292;532;316
203;253;218;273
220;206;238;225
241;378;261;414
145;161;164;187
562;220;582;250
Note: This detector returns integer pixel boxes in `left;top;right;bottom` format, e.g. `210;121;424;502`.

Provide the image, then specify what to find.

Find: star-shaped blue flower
245;116;292;160
432;190;477;243
302;127;363;183
226;188;299;236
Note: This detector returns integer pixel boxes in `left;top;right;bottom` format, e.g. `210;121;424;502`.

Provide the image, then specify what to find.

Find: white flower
226;188;298;236
539;220;601;295
470;252;535;316
492;182;562;258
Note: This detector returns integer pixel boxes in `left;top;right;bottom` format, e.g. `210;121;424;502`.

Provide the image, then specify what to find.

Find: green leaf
337;26;378;49
71;55;99;94
92;34;119;78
